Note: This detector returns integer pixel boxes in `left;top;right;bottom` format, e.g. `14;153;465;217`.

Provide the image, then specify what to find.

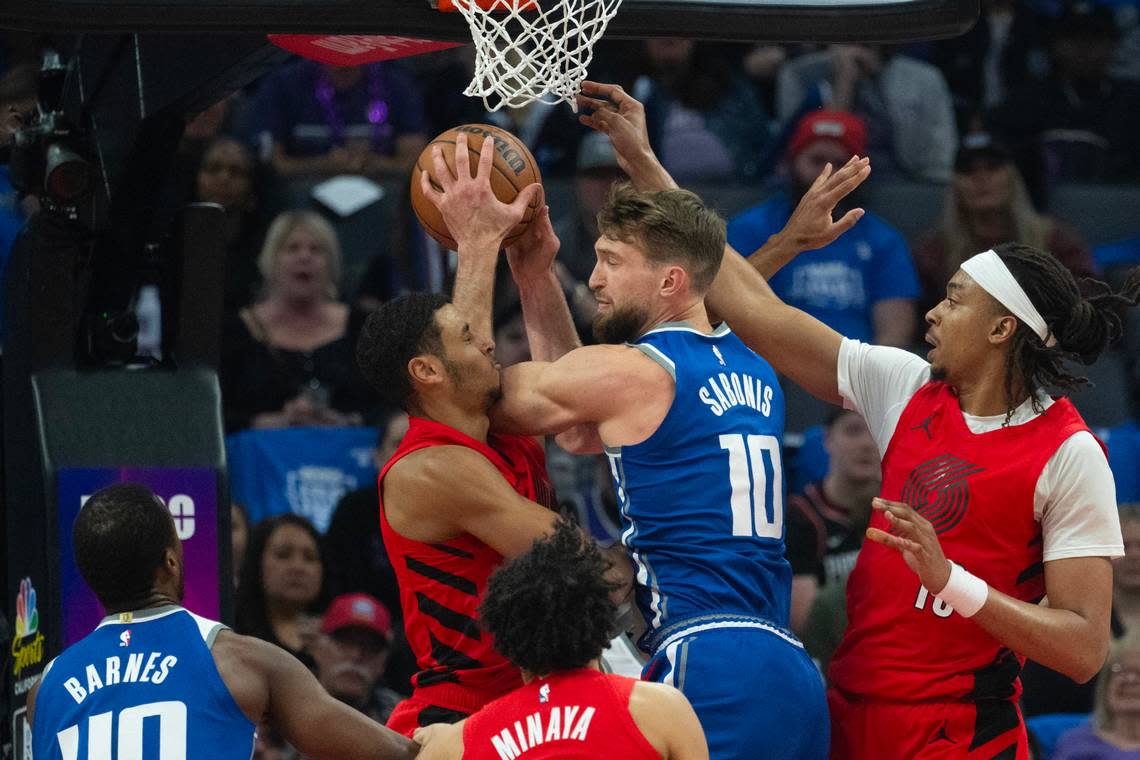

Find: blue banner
226;426;379;532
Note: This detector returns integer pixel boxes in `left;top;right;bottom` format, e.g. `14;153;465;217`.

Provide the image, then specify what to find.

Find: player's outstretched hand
866;497;953;593
505;201;560;284
576;81;677;192
776;156;871;254
419;131;541;252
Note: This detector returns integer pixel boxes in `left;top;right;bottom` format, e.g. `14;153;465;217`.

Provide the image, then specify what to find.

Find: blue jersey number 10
719;434;784;538
57;700;187;759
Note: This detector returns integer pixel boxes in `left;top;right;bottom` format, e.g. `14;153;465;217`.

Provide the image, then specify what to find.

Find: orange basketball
410;123;542;250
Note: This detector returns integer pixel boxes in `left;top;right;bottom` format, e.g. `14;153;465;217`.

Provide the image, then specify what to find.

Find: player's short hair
72;483;177;610
597;182;726;293
356;292;450;411
993;243;1139;421
480;519;620;674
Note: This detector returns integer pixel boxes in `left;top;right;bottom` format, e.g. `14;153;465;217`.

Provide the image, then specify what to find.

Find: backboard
0;0;977;42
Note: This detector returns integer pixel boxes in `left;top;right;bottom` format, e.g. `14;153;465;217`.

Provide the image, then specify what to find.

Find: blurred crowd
2;1;1140;757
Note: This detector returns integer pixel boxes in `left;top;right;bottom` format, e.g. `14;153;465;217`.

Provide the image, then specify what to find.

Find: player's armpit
386;445;558;558
492;345;652;436
257;636;419;760
628;681;709;760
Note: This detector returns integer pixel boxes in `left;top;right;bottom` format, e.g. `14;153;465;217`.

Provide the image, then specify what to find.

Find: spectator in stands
635;38;774;184
988;2;1140;183
555;131;629;283
555;453;624;543
193;136;269;316
253;60;427;178
1115;504;1140;637
1053;632;1140;759
232;502;250;590
0;62;38;349
913;132;1097;322
493;300;531;367
776;44;957;181
311;593;404;724
324;410;409;615
786;409;880;634
235;513;327;668
727;110;920;346
220;210;373;432
929;0;1052;133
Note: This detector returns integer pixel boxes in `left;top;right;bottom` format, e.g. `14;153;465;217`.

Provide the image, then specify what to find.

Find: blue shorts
644;617;829;760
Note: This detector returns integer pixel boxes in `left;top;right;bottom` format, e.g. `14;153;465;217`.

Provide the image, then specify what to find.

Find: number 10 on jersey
719;434;783;538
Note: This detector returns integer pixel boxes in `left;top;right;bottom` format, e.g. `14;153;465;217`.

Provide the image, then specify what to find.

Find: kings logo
12;577;45;678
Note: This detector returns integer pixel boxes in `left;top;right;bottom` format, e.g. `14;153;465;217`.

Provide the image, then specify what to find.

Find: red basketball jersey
461;669;661;760
829;382;1103;702
379;416;558;715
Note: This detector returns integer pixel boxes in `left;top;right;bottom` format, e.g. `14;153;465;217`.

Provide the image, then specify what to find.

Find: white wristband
934;561;989;618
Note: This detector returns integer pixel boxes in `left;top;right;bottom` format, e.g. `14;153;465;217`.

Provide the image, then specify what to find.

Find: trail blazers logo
901;454;984;534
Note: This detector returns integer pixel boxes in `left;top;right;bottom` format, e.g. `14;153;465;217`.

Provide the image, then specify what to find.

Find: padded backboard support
1;0;977;42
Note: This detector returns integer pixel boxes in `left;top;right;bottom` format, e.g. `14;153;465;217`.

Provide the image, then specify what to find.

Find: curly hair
479;519;621;675
355;292;450;411
993;243;1140;422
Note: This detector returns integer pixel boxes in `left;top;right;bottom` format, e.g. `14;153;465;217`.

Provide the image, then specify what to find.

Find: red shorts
386;697;471;738
828;688;1028;759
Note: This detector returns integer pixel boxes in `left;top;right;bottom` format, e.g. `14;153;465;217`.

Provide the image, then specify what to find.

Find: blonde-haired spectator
220;209;372;431
913;133;1097;325
1053;632;1140;758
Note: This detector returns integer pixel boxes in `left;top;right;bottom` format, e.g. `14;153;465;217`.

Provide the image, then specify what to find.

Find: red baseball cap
787;110;867;160
321;593;393;639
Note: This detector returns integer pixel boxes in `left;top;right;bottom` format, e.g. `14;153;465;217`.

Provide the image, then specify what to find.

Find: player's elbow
1061;631;1109;684
1073;639;1110;684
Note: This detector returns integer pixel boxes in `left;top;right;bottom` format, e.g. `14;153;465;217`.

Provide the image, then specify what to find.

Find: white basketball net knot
451;0;623;111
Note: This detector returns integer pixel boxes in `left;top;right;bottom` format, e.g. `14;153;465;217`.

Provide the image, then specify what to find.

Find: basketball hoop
435;0;622;111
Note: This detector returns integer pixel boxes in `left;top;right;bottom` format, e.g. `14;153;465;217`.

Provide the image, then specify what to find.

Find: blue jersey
727;191;920;342
609;322;792;650
33;606;254;760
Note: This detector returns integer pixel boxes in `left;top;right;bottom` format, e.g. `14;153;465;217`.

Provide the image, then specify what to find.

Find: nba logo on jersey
539;684;550;703
119;630;131;647
712;346;726;366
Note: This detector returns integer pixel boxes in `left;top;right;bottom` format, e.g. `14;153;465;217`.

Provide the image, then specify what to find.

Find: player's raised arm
419;131;541;342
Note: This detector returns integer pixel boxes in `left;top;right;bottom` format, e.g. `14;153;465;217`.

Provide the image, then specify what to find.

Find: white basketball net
450;0;623;111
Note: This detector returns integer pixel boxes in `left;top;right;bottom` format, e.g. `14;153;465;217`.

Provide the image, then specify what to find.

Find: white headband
960;249;1057;347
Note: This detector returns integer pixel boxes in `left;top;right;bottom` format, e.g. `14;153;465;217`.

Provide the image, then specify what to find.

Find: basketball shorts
643;617;829;760
828;688;1029;759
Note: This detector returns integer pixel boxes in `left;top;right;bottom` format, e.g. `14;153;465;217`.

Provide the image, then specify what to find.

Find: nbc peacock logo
11;577;45;678
15;577;39;639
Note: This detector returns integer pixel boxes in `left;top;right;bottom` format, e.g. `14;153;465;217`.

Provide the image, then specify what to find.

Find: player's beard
444;355;501;410
593;302;648;345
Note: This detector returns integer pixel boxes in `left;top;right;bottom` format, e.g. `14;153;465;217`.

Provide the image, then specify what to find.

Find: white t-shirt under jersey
836;338;1124;562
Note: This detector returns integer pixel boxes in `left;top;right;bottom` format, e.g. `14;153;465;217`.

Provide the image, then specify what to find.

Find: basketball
410;123;542;250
